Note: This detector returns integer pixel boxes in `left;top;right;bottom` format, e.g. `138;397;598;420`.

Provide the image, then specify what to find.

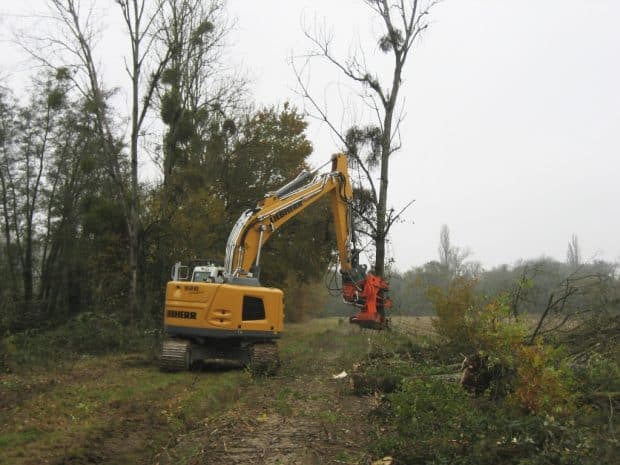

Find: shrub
428;279;527;355
510;341;577;415
371;278;618;464
374;376;607;465
430;279;578;412
5;312;163;368
427;278;478;352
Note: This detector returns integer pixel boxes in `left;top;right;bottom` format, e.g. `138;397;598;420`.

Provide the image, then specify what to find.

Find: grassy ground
4;315;616;464
1;317;427;465
0;353;247;465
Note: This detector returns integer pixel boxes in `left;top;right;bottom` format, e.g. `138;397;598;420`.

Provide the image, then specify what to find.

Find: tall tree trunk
129;21;140;321
374;121;392;278
0;169;18;299
23;225;33;302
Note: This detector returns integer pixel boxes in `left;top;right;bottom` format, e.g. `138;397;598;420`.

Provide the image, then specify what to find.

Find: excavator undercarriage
160;337;280;374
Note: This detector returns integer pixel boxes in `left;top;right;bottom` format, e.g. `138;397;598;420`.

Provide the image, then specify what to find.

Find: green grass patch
3;313;163;370
0;353;249;465
0;429;43;448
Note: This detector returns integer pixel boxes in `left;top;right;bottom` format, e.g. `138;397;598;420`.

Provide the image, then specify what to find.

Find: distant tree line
384;228;619;335
324;226;619;332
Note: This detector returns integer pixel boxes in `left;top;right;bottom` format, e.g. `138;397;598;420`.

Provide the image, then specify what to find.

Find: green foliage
345;124;382;168
427;278;479;351
54;66;72;81
190;19;215;45
374;375;613;465
4;313;162;368
429;279;579;414
46;87;65;110
510;342;577;415
470;296;528;358
351;357;416;396
370;277;618;464
225;104;313;212
378;29;404;53
376;378;479;463
428;278;527;358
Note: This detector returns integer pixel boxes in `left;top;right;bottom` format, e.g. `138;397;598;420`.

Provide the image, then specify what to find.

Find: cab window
242;296;265;320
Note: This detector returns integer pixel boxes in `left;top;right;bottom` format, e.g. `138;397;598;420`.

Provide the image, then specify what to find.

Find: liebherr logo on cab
167;310;197;320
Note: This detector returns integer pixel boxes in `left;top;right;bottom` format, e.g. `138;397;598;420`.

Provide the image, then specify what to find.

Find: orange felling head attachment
348;272;391;329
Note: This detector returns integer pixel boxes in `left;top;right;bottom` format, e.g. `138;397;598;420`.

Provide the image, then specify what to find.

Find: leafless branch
291;55;379;204
302;29;388;107
386;198;415;231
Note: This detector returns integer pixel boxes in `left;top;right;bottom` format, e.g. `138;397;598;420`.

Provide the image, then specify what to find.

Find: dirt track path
158;323;379;465
195;376;372;464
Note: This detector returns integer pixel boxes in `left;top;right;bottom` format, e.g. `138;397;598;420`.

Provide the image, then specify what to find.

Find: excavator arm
224;153;390;329
224;154;354;278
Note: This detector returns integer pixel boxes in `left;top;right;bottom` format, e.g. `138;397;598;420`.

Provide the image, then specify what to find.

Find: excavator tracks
249;342;280;376
160;338;191;371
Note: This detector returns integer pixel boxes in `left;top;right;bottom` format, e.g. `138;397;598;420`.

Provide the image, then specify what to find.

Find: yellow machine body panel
164;281;284;338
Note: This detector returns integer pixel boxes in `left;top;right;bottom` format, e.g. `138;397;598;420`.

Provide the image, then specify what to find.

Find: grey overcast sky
2;1;619;271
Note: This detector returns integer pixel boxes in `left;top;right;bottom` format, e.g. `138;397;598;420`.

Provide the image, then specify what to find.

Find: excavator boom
224;154;354;278
224;153;390;329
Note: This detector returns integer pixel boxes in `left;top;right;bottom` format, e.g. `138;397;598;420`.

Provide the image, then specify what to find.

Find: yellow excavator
160;153;391;373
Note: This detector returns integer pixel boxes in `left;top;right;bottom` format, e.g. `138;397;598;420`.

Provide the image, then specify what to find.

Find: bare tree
528;271;613;345
116;0;173;317
438;224;471;280
294;0;437;277
21;0;174;318
566;234;581;268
